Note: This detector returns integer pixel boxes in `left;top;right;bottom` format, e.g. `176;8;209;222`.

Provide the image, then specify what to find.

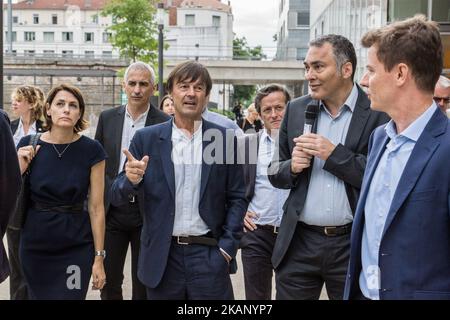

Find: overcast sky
229;0;278;59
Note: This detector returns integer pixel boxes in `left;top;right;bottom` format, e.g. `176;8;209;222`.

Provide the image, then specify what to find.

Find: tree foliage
101;0;159;64
232;37;266;107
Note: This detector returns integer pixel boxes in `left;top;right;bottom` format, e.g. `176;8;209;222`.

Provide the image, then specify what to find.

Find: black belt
31;201;84;214
172;235;218;246
299;222;352;237
255;224;279;234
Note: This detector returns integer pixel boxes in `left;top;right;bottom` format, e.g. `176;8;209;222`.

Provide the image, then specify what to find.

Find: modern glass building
310;0;450;80
276;0;311;61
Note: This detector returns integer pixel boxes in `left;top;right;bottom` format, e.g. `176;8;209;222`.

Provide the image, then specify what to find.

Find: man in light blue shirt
344;16;450;300
238;84;291;300
268;35;389;300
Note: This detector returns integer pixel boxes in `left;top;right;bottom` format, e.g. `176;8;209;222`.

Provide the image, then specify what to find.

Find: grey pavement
0;239;327;300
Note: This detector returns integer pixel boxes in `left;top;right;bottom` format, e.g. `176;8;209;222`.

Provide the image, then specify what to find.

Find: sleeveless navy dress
17;135;106;300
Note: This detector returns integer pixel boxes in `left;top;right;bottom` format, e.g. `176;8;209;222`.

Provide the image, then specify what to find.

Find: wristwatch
95;250;106;258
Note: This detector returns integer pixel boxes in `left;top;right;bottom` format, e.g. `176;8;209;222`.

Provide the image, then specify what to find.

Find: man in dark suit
268;34;389;300
344;16;450;300
0;110;21;284
239;84;291;300
110;61;248;299
95;61;170;300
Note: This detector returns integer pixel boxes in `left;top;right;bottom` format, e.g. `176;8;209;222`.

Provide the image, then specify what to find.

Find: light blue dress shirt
359;103;437;300
248;130;290;227
171;122;210;236
202;108;243;135
300;84;358;226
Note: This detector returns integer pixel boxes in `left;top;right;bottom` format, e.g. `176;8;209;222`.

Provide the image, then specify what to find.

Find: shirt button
326;208;331;212
327;184;331;188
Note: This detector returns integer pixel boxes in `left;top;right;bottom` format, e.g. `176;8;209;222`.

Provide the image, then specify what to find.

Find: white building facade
162;0;234;109
3;0;117;59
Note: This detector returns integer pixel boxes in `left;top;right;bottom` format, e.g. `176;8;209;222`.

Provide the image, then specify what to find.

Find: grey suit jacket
268;85;390;268
94;104;170;211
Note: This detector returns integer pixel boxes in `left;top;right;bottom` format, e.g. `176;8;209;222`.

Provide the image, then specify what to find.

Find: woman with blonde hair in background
17;84;107;299
10;85;46;146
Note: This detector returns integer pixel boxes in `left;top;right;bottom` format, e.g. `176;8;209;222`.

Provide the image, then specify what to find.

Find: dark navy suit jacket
110;118;248;288
344;108;450;300
0;110;21;284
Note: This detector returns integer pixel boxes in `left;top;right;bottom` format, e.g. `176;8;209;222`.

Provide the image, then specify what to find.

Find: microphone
303;103;319;134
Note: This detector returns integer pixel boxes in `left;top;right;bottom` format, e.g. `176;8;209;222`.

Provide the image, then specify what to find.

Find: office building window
297;12;309;26
24;50;35;57
43;50;55;56
102;32;112;43
213;15;220;27
432;0;450;22
185;14;195;26
388;0;427;22
13;16;18;24
62;32;73;42
24;32;35;42
297;48;308;61
92;14;99;24
62;50;73;58
85;51;95;58
102;51;112;58
44;32;54;43
52;14;58;25
85;32;94;43
33;14;39;24
5;31;17;42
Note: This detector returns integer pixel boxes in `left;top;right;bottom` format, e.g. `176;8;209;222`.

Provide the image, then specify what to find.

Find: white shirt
119;105;150;173
171;121;210;236
248;130;289;226
13;118;37;146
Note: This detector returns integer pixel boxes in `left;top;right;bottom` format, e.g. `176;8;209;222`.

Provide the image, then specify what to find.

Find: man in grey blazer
95;62;170;299
268;35;389;299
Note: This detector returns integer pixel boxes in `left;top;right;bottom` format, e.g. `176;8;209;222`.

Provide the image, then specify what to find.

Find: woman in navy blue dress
17;84;107;299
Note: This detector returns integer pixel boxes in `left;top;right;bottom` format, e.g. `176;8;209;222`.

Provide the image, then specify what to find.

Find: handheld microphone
303;103;319;134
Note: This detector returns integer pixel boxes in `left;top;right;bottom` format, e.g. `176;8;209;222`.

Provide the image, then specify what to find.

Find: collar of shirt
384;102;437;148
172;120;203;142
18;117;37;132
125;104;150;123
320;83;358;118
260;129;275;145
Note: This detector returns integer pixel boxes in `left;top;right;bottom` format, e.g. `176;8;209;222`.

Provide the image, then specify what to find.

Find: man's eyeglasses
433;96;450;105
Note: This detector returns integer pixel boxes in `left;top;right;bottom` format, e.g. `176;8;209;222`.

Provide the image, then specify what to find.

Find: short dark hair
361;15;442;93
309;34;357;81
254;84;291;114
166;61;212;96
43;84;88;133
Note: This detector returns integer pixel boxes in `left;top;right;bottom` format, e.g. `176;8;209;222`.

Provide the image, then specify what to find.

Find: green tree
232;37;266;107
101;0;159;64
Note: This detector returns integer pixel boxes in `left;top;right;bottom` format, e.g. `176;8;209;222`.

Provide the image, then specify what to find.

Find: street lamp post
157;3;165;106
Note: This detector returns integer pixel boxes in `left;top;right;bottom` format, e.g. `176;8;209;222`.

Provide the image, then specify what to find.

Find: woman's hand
17;145;40;174
91;257;106;290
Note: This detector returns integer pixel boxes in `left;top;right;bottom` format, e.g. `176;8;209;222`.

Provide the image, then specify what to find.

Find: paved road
0;240;327;300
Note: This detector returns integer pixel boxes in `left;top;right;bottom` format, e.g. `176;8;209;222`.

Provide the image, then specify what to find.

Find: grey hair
437;75;450;89
124;61;156;84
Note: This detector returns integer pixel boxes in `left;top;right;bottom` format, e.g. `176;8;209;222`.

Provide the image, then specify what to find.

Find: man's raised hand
123;149;149;185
